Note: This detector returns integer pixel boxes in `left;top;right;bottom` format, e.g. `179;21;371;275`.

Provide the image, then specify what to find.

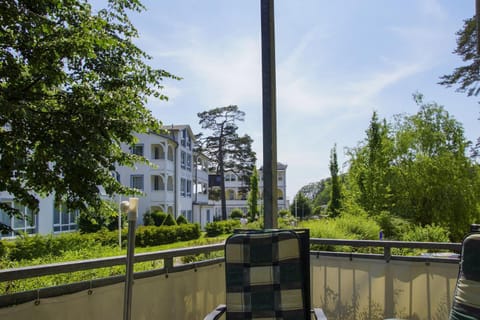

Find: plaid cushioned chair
449;232;480;320
204;229;326;320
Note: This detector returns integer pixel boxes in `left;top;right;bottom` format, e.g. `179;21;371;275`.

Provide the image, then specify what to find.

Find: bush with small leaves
230;208;244;219
176;215;188;225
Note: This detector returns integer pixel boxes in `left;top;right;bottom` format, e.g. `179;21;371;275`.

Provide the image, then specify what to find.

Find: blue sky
126;1;479;201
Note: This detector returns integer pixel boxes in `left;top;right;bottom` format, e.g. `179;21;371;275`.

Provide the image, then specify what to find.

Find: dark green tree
327;144;342;217
247;166;259;221
197;106;256;220
439;16;480;157
0;0;178;229
439;17;479;97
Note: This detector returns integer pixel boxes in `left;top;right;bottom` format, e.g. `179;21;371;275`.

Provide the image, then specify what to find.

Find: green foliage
439;17;479;97
135;224;200;247
300;215;382;252
229;208;244;219
7;232;97;261
152;211;168;226
163;214;177;226
327;144;342;217
344;100;480;241
176;215;189;225
143;210;154;226
401;224;450;243
78;201;124;233
0;0;179;223
278;209;290;217
247;167;259;220
290;193;312;219
204;220;241;237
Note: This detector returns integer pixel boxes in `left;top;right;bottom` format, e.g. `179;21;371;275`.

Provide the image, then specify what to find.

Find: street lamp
121;197;138;320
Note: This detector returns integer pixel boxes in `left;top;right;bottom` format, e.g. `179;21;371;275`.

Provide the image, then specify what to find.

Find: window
187;136;191;150
181;151;186;169
206;209;211;222
181;129;186;146
130;175;144;191
167;176;174;191
167;145;174;161
152;175;164;191
0;202;37;238
277;189;284;200
187;210;192;223
53;203;78;233
186;180;192;197
227;189;235;200
131;144;144;156
180;178;186;197
186;154;191;171
151;144;165;160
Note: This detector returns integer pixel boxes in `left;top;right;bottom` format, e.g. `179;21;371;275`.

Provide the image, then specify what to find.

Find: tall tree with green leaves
389;95;480;241
347;112;393;216
196;105;256;220
327;144;342;217
0;0;177;227
247;166;259;221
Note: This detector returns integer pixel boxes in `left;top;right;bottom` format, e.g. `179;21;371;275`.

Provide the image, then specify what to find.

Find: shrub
152;211;168;226
176;215;188;225
230;208;244;219
78;201;124;233
135;224;200;246
278;209;290;218
163;213;177;226
143;211;154;226
205;220;241;237
401;224;450;243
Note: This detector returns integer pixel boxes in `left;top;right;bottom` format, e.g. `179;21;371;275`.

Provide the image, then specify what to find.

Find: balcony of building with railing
0;238;462;320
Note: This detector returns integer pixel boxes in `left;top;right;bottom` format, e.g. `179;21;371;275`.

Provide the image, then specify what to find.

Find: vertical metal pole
261;0;278;229
123;198;138;320
118;195;122;249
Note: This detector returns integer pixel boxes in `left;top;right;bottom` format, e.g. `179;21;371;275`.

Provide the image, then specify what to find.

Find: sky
124;0;479;201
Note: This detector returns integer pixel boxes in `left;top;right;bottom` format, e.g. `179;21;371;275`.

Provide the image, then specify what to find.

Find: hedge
1;224;201;261
205;220;241;237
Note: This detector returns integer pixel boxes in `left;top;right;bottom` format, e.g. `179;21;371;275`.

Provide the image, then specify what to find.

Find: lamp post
122;197;138;320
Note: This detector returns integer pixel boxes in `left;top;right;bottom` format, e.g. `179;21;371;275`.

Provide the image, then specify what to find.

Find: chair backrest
224;229;311;320
449;232;480;320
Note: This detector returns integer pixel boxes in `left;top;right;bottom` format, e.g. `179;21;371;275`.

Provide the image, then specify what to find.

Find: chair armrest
312;308;327;320
203;304;226;320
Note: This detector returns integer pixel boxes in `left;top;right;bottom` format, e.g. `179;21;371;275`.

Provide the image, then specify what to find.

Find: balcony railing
0;239;461;320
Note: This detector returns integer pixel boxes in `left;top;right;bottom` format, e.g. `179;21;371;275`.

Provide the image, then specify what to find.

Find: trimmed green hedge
1;223;201;261
205;220;241;237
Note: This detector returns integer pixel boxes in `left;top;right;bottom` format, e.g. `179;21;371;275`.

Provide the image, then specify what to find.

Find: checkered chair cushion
224;229;310;320
450;233;480;320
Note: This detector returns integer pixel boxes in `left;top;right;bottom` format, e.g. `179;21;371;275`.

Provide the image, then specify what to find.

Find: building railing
0;238;463;319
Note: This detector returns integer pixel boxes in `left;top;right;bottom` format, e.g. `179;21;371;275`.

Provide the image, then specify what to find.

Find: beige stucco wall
0;263;226;320
0;256;459;320
311;256;459;320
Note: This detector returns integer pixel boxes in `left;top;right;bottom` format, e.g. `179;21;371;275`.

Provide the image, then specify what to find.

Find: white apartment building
210;162;289;218
0;125;214;238
115;125;213;227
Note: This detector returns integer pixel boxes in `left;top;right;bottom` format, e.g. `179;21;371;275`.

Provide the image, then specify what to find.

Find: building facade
0;125;215;238
209;162;289;218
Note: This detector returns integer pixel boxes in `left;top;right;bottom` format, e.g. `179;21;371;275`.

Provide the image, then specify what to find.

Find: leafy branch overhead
0;0;179;219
